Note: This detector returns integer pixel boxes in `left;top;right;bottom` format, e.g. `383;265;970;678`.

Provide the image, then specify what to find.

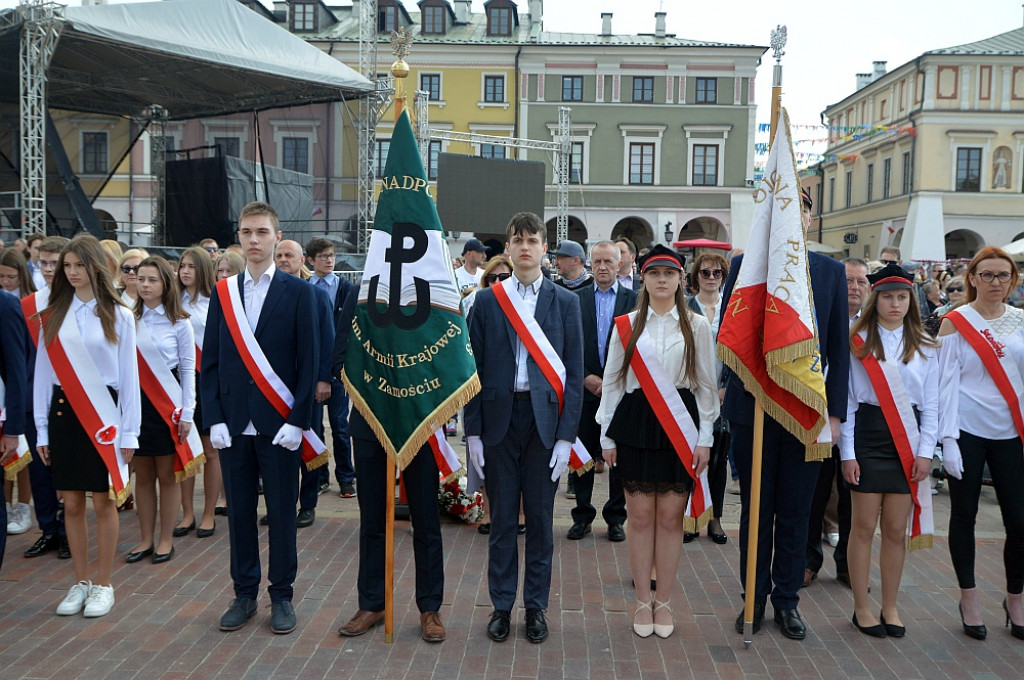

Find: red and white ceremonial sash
216;277;328;470
491;277;593;474
614;313;711;531
851;333;934;550
21;288;48;348
0;375;32;479
428;429;463;482
136;318;205;481
946;306;1024;443
45;316;130;503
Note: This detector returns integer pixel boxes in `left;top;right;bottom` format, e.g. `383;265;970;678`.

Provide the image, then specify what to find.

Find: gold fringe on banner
573;458;595;476
174;453;206;483
343;370;482;473
683;506;713;534
3;451;32;481
304;449;331;472
112;482;132;506
908;533;934;552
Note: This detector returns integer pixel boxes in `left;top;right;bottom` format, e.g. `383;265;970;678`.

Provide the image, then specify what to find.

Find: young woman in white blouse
127;257;195;564
937;246;1024;641
34;235;140;617
598;245;717;639
841;264;938;638
175;246;223;538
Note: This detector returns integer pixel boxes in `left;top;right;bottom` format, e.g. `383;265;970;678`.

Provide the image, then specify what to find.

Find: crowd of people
1;196;1023;647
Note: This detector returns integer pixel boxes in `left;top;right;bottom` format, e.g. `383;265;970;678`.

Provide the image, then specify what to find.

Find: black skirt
49;386;117;493
606;388;698;496
852;403;912;494
136;367;179;457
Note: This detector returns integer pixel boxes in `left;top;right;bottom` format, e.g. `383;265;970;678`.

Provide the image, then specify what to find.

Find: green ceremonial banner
342;109;480;469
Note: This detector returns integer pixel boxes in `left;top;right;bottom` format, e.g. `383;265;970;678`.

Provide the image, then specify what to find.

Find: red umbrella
672;238;732;250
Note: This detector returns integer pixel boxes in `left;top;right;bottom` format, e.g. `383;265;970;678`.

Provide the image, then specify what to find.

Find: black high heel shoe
1004;599;1024;640
959;603;987;640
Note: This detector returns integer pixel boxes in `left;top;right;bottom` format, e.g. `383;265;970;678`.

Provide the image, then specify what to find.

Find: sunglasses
121;265;139;274
204;247;219;253
699;268;724;279
485;272;512;284
946;286;963;293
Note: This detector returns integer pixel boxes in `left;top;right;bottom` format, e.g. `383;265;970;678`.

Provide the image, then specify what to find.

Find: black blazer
0;293;29;436
720;251;849;428
201;270;319;436
576;283;637;403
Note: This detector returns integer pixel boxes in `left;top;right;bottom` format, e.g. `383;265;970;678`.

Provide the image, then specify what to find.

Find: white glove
210;423;232;450
549;440;572;483
468;435;485;480
942;438;964;480
272;423;303;451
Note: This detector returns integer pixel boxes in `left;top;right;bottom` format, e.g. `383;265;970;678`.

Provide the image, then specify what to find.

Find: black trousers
353;436;444;613
571;400;626;527
805;445;850;575
948;431;1024;594
733;418;821;610
220;435;301;602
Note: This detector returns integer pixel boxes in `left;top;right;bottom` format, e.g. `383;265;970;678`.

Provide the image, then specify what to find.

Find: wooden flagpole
383;31;412;645
743;24;786;649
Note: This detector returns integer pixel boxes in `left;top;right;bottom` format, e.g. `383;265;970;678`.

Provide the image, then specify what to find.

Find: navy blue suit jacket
310;283;335;383
201;270;318;436
576;283;637;404
720;251;849;428
0;294;29;436
465;277;584;448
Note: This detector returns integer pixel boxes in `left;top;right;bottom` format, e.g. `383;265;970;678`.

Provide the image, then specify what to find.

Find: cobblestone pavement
1;461;1021;679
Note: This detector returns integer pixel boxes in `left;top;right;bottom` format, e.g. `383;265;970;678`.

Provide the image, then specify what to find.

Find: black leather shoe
126;546;154;563
58;536;71;559
607;524;626;542
152;546;175;564
487;610;511;642
214;506;228;516
296;509;315;528
23;534;60;558
271;601;297;634
259;514;269;526
683;532;697;544
219;598;258;631
735;602;765;634
172;520;195;538
525;609;548;643
567;522;591;540
774;608;807;640
852;612;887;638
879;612;905;638
196;522;216;538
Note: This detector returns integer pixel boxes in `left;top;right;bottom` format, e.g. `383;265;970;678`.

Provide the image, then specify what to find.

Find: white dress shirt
181;290;209;352
140;304;196;423
34;295;141;449
840;325;939;460
597;306;719;449
241;265;275;435
512;273;542;392
938;304;1024;441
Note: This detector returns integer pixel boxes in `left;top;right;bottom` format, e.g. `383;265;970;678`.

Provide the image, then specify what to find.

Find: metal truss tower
146;105;168;244
414;90;429;172
355;0;379;253
428;107;572;245
16;0;62;238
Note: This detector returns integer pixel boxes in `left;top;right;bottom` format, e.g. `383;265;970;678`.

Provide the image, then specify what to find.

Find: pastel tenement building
57;0;766;254
815;24;1024;262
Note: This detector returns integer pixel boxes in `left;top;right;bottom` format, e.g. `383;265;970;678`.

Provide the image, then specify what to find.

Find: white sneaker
83;584;115;617
826;532;839;548
56;581;92;615
7;502;32;535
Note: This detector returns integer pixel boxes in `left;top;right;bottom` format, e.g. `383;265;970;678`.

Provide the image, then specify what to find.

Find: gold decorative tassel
684;506;713;534
174;453;206;482
573;459;595;476
3;451;32;480
112;482;132;506
305;450;330;472
908;533;934;552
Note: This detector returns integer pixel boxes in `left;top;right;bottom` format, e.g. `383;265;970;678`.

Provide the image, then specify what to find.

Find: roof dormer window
379;5;399;32
422;4;446;35
488;7;511;36
292;1;316;32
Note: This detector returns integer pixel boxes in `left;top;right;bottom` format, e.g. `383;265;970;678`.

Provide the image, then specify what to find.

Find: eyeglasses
485;272;512;284
315;253;336;261
945;286;963;293
975;271;1012;283
204;247;219;253
121;265;139;275
698;268;724;280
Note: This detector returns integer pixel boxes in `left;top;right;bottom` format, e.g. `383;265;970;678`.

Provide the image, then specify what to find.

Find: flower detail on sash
171;407;182;425
95;425;118;446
